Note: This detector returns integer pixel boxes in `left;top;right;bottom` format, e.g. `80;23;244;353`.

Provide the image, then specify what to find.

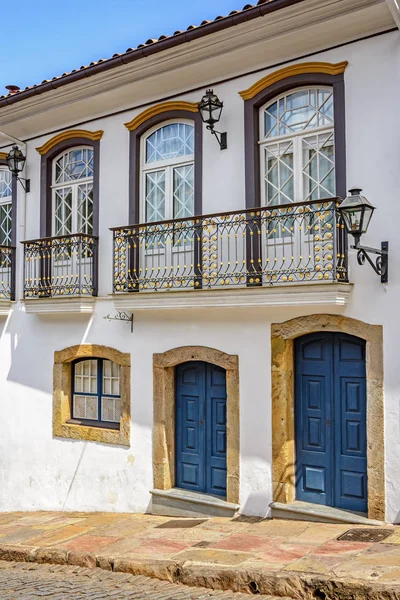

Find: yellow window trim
239;61;349;101
125;101;199;131
36;129;104;155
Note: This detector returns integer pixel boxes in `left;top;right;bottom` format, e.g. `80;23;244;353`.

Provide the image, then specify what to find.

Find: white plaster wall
1;30;400;519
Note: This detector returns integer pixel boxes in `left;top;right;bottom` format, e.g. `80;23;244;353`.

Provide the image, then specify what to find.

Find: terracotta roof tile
0;0;304;106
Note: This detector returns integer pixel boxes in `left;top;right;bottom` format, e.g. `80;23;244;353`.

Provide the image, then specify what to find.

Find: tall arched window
260;87;335;207
0;167;12;245
141;121;194;223
52;146;94;235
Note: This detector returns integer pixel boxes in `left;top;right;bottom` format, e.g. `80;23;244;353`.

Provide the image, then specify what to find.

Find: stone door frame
271;314;385;521
153;346;240;504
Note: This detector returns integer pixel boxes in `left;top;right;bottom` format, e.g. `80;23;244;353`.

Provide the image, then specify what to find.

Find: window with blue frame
72;358;121;427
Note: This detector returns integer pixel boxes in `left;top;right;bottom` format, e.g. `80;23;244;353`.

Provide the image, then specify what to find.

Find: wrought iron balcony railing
0;245;16;301
23;233;98;299
112;198;348;294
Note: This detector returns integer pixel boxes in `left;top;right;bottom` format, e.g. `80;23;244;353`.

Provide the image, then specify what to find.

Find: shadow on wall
4;307;94;392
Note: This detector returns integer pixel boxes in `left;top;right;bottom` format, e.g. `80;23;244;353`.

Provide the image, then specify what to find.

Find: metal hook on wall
103;311;134;333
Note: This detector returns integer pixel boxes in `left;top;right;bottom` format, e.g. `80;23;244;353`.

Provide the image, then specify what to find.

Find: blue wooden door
295;333;367;513
176;362;227;497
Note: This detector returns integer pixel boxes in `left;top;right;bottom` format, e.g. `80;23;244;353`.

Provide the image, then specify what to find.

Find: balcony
0;245;15;311
112;199;351;311
23;233;98;314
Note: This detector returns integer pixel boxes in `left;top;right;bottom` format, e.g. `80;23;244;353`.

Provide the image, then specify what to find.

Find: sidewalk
0;512;399;599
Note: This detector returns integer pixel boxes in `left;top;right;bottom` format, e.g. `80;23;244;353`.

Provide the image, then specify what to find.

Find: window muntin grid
103;360;120;396
260;87;336;211
52;147;94;235
0;168;12;246
72;358;121;425
141;121;195;224
145;122;194;164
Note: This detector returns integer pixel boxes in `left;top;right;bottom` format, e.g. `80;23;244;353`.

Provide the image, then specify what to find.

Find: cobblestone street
0;561;289;600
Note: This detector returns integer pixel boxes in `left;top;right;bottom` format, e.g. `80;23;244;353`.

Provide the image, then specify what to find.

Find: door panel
334;335;367;512
176;364;205;492
295;332;367;513
176;362;227;497
295;335;333;506
206;365;227;496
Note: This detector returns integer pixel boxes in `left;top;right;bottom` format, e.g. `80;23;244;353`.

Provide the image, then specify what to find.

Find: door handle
326;419;331;426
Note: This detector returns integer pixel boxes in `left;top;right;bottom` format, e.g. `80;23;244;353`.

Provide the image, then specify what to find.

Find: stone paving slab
0;512;398;598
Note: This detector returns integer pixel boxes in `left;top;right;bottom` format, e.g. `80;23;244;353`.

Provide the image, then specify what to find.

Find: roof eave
0;0;305;109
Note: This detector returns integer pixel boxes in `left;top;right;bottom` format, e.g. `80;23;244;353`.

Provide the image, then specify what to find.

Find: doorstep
270;500;385;526
150;488;240;518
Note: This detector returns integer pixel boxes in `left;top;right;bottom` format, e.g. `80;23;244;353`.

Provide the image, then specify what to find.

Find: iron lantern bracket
351;241;388;284
206;125;227;150
15;176;30;192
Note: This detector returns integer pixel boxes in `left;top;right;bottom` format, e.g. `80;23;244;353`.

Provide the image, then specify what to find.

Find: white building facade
0;0;399;523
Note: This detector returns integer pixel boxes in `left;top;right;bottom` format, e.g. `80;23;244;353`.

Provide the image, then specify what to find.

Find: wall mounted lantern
198;89;227;150
338;188;388;283
6;145;30;192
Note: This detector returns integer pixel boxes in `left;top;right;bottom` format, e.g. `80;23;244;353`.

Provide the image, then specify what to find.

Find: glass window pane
77;183;93;234
0;169;12;199
302;132;335;201
145;171;165;223
262;88;334;139
102;360;120;397
54;148;94;184
0;202;12;246
146;124;194;163
173;164;194;219
74;360;97;394
54;188;72;236
264;142;294;205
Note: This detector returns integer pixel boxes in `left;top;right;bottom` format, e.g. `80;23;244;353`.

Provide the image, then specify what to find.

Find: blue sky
1;0;246;93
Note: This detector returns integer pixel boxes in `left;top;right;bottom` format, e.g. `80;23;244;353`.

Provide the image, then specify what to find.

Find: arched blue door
295;332;367;513
176;362;227;497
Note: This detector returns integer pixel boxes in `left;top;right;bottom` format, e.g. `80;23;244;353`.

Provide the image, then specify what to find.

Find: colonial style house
0;0;398;524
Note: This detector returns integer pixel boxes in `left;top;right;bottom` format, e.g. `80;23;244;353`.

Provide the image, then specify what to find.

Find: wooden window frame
243;71;347;209
127;109;202;224
70;357;121;429
0;158;17;246
37;133;101;237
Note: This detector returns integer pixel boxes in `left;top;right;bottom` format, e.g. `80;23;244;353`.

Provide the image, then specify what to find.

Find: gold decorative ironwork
0;245;15;300
23;233;98;298
112;199;348;294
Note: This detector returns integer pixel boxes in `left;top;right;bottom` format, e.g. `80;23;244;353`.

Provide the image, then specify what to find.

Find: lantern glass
198;89;223;126
6;145;26;176
339;188;375;240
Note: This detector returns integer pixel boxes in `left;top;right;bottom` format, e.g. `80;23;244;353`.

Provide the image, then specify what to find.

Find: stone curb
0;544;399;600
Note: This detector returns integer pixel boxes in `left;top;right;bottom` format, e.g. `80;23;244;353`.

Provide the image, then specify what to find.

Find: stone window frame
153;346;240;504
271;314;385;521
53;344;130;446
